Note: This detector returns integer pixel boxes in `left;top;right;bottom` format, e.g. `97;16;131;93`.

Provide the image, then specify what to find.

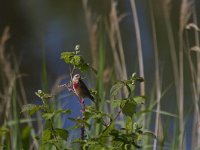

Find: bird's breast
73;82;80;90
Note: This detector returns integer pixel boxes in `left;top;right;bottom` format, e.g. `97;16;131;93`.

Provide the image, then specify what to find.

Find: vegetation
0;0;200;150
20;46;155;149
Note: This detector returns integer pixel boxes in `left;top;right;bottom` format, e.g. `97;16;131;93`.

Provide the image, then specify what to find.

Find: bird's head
72;74;81;83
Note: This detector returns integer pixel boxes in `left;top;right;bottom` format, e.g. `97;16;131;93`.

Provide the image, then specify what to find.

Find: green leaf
55;109;71;115
22;126;31;139
109;99;122;109
126;84;134;98
125;117;133;132
0;127;9;138
42;112;55;120
42;129;51;142
35;90;54;101
84;106;110;122
42;109;71;120
22;126;31;150
121;100;137;117
72;55;82;66
69;55;90;71
134;96;146;105
38;104;48;110
72;139;85;144
83;139;105;149
80;63;90;71
110;81;125;97
21;104;39;115
61;46;96;73
54;128;69;141
112;141;124;149
110;129;119;137
142;131;156;138
60;52;75;63
68;117;91;128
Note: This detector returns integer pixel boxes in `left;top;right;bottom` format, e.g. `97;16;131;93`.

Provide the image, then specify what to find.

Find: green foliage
21;103;48;115
120;100;137;118
110;73;146;118
40;128;68;146
22;126;31;150
21;45;154;149
60;45;89;72
42;109;71;120
70;73;153;149
61;45;97;74
21;90;71;149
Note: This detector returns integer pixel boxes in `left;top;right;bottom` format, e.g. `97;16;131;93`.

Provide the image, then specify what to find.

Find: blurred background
0;0;200;149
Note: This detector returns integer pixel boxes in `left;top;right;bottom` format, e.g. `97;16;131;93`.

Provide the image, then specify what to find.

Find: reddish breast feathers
73;82;80;90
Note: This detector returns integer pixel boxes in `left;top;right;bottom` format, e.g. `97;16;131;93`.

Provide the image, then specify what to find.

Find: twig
57;82;72;92
69;65;75;81
80;98;85;141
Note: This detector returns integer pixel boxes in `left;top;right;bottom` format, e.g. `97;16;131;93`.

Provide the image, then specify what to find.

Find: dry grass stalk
189;8;200;149
106;0;127;81
130;0;145;96
0;27;39;149
110;0;127;81
161;0;194;149
161;0;184;149
149;1;162;149
0;26;13;122
178;0;193;149
0;27;17;149
82;0;98;69
82;0;128;85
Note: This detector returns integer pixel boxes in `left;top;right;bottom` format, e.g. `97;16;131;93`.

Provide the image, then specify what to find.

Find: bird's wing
79;79;94;101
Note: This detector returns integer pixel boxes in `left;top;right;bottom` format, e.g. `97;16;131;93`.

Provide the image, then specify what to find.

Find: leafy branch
60;45;97;143
21;45;155;149
21;90;70;149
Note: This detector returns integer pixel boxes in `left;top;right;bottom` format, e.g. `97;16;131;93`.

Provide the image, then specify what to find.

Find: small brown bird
72;74;95;102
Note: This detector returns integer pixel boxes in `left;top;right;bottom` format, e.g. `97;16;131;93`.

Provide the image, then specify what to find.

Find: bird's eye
74;74;80;78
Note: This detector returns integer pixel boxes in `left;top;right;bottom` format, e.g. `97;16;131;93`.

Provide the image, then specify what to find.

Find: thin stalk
106;7;123;80
178;0;193;148
185;28;195;150
106;1;128;101
130;0;145;96
80;98;85;141
162;0;183;148
110;0;127;81
178;20;184;150
130;0;146;138
193;7;200;148
149;1;161;149
190;7;200;149
82;0;98;69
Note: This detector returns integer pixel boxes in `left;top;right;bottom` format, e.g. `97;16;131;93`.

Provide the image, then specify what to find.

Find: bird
72;74;95;102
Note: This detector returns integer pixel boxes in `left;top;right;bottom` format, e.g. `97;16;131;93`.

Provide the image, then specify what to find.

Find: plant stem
149;1;161;149
80;98;85;140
